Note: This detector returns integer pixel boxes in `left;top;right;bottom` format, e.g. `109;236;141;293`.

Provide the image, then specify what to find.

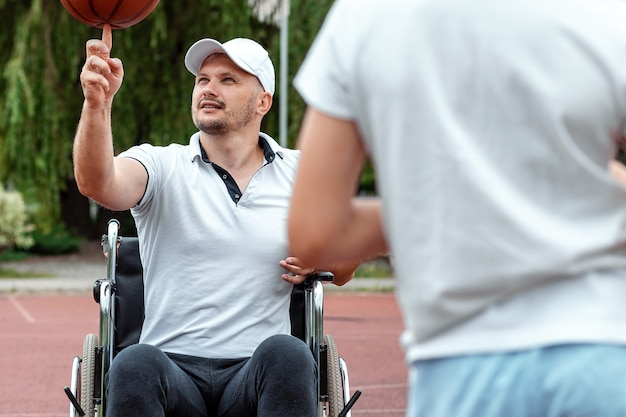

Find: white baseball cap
184;38;275;96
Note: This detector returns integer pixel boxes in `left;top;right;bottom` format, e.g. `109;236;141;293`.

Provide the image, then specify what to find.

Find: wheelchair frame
65;219;360;417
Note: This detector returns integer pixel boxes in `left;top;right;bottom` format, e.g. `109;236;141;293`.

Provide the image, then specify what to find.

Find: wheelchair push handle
107;218;120;228
304;271;334;286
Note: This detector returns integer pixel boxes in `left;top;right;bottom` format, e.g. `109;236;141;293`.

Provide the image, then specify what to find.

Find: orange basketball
59;0;160;29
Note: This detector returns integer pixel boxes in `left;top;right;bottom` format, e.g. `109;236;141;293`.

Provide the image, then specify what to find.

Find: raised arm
288;108;388;267
73;25;147;211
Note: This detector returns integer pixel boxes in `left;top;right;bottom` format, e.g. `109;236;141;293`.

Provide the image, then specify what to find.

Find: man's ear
258;92;273;115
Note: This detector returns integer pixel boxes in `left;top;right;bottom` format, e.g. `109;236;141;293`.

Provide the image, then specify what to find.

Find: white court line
353;410;405;415
7;296;35;323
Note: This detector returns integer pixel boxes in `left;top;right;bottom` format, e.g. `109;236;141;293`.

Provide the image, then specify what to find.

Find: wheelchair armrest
304;271;334;286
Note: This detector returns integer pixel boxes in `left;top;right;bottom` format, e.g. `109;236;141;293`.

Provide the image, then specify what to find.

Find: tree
0;0;335;239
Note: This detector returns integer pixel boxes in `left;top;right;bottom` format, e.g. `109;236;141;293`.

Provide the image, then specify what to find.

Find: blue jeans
105;334;316;417
407;344;626;417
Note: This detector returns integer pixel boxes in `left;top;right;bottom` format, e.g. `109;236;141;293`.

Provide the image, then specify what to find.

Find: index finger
102;23;112;50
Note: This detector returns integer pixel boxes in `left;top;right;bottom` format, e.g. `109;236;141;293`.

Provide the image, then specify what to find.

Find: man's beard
195;119;229;136
193;95;257;136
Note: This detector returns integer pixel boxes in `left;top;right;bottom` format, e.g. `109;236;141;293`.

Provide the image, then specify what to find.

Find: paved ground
0;244;406;416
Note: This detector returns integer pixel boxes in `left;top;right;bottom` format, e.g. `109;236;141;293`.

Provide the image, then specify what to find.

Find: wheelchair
65;219;361;417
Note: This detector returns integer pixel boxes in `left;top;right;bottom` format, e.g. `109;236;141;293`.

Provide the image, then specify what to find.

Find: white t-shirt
120;132;300;358
295;0;626;362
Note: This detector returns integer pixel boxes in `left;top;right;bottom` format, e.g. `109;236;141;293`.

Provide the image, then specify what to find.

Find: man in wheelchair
72;27;358;417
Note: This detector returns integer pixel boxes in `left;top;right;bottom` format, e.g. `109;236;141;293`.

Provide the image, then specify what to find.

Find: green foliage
0;250;30;262
1;0;90;230
359;160;378;195
0;0;351;239
0;184;33;250
27;226;82;255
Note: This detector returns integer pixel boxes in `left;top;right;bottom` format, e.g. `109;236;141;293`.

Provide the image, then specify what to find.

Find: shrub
0;185;34;252
28;226;82;255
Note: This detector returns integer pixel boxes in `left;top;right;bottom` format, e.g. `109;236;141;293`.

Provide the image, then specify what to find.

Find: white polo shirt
119;132;300;358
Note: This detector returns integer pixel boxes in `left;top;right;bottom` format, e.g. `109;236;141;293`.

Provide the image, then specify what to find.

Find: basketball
59;0;160;29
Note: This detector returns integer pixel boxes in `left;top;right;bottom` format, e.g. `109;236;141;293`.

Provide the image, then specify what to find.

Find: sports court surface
0;291;407;416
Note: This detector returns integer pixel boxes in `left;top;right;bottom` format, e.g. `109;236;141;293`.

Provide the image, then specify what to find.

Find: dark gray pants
105;334;317;417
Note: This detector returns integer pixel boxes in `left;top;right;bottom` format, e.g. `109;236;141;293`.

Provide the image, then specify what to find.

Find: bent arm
323;259;361;286
73;25;147;211
288;108;388;266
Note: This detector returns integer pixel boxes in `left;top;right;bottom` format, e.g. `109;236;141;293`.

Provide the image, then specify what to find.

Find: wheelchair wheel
324;334;345;417
81;333;98;417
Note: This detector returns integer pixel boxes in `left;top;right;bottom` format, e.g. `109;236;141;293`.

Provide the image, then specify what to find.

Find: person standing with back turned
73;25;357;417
288;0;626;416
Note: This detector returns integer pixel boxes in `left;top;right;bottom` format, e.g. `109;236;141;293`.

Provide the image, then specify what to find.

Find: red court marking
0;292;406;416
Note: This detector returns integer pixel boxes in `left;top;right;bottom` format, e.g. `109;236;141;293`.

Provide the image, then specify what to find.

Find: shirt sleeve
118;144;159;210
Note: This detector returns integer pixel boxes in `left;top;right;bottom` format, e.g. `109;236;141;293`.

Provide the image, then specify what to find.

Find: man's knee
108;343;170;383
255;334;316;376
